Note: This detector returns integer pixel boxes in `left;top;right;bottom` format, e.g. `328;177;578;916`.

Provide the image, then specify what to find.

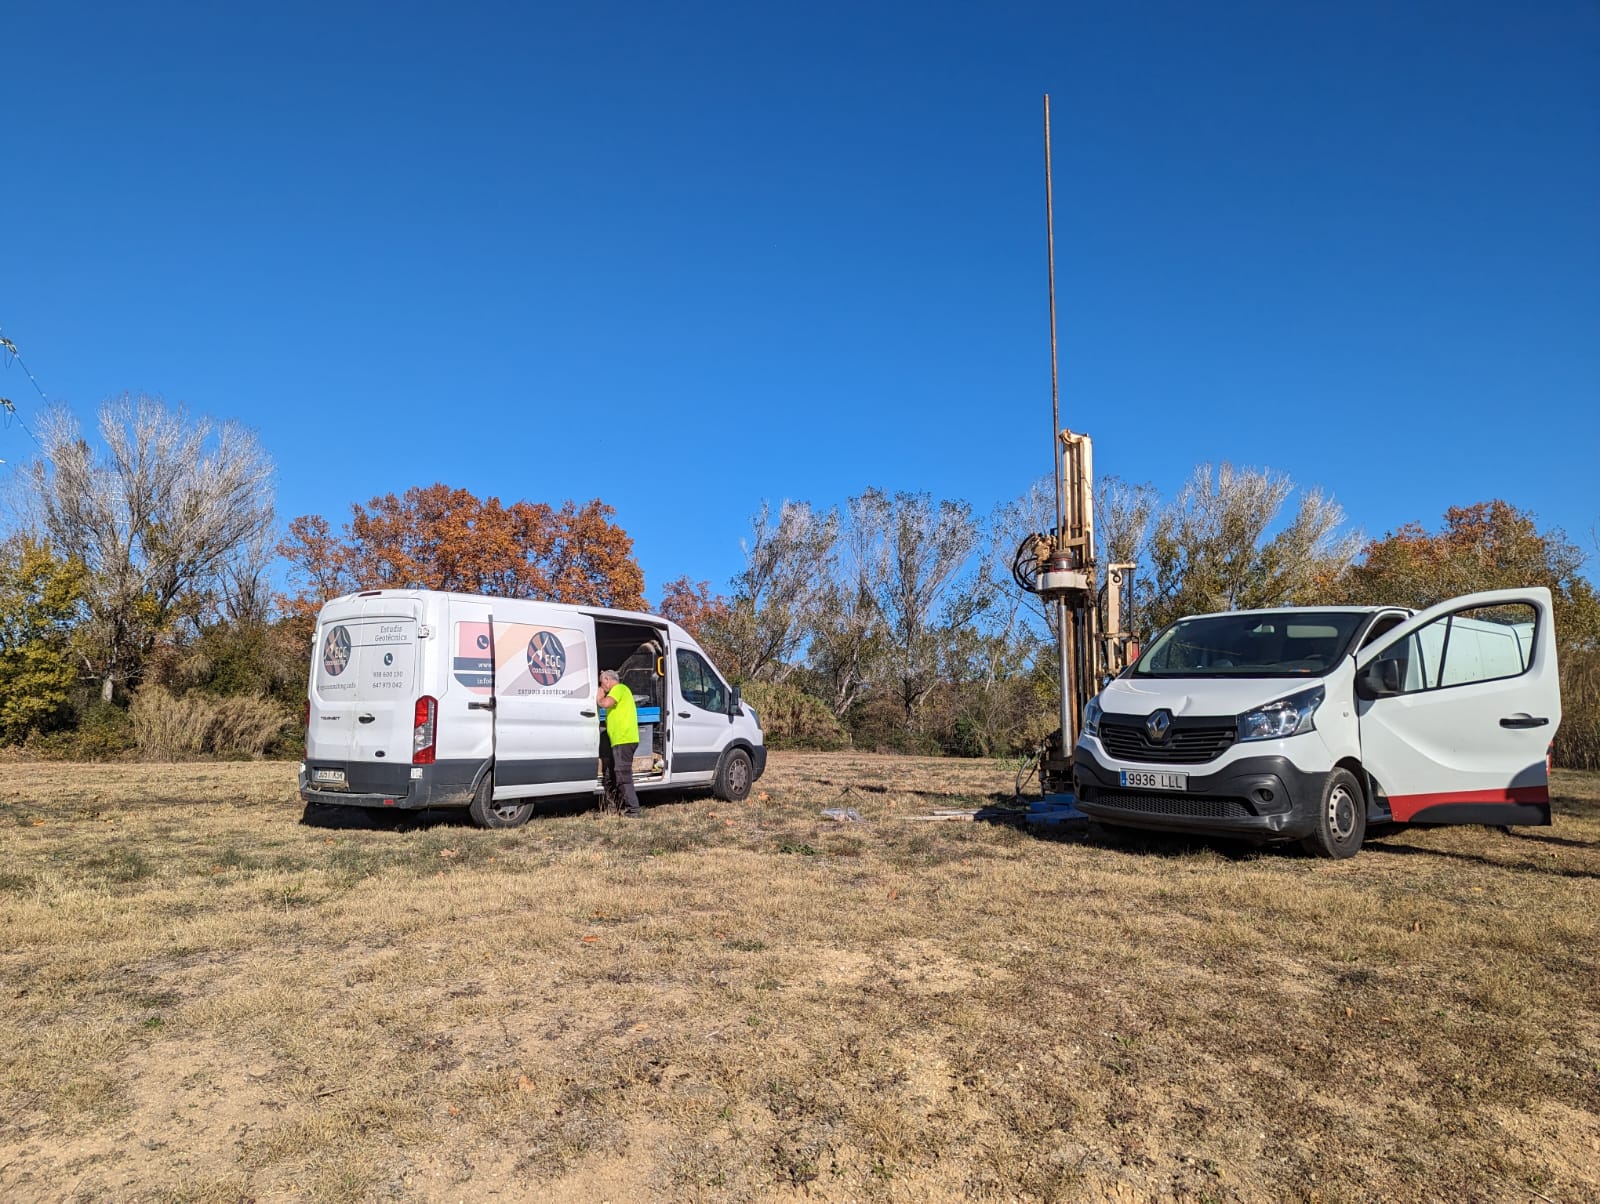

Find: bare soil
1;753;1597;1202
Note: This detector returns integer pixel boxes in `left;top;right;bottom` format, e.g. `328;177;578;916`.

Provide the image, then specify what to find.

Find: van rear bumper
298;759;483;811
1073;745;1323;841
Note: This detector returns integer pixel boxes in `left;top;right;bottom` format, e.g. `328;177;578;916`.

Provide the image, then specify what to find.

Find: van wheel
1301;769;1365;859
469;771;533;829
712;748;753;802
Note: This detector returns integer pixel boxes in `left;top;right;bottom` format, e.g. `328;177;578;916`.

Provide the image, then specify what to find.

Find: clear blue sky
4;0;1597;599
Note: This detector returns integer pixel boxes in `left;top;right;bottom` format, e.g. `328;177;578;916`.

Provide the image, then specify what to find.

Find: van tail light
413;696;438;765
303;699;311;739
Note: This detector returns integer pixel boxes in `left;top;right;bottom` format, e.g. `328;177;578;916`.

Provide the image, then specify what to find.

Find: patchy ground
1;753;1597;1202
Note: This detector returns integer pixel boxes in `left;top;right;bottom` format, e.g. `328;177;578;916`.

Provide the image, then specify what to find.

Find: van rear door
309;603;421;777
489;612;602;799
1355;587;1560;826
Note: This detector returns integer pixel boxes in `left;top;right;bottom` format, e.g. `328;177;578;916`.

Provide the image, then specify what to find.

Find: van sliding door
490;614;602;800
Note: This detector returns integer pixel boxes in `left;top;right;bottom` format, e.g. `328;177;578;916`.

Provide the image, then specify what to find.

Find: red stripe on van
1388;785;1550;822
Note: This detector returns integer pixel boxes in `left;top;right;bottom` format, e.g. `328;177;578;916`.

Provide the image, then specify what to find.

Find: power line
0;324;49;447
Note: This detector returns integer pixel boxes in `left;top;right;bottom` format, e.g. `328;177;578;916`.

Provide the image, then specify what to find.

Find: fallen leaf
31;819;45;827
582;935;599;944
1345;1007;1354;1019
888;889;899;901
448;1105;461;1116
758;792;769;802
629;1023;648;1032
517;1074;534;1092
439;849;458;859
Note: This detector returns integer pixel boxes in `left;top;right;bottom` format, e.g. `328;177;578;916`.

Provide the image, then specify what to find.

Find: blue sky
3;0;1597;601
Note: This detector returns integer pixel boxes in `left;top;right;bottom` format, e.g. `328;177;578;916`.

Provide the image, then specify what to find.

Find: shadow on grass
1362;838;1600;881
300;789;709;833
1015;814;1275;862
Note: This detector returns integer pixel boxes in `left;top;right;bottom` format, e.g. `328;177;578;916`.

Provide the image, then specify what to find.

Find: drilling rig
1009;96;1139;798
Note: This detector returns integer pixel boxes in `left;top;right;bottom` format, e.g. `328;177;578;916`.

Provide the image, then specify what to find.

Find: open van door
486;610;602;799
1354;587;1560;826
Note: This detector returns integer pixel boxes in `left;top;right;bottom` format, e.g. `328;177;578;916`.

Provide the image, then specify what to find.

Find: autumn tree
24;396;276;701
656;575;736;667
280;484;646;640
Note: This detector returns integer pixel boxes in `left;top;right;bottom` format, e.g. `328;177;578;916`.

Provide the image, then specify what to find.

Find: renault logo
1145;709;1173;742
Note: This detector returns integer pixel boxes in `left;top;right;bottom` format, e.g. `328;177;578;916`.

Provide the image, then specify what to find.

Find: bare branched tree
26;395;275;700
808;489;890;716
1143;463;1359;631
874;491;982;722
721;500;838;682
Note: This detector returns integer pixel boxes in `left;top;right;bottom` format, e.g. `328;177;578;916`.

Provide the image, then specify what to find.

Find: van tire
1301;768;1365;859
712;748;754;802
469;771;533;829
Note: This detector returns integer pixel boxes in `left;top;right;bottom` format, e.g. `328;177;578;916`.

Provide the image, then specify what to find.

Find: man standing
597;670;641;818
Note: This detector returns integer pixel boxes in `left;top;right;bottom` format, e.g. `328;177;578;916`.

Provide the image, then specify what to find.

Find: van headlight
1237;686;1324;742
1081;696;1102;738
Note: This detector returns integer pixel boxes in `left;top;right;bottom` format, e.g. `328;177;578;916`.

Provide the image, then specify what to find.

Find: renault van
297;590;765;827
1073;588;1560;858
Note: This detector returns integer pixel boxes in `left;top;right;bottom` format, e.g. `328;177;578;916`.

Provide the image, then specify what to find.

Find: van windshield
1131;611;1368;679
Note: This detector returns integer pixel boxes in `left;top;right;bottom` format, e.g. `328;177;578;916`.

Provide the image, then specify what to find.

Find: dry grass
1;753;1597;1202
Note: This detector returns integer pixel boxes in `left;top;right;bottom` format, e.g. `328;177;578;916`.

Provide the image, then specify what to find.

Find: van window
1372;602;1536;693
677;649;729;713
315;618;417;701
1132;611;1368;678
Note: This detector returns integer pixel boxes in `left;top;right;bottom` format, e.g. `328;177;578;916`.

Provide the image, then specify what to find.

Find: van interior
594;618;669;782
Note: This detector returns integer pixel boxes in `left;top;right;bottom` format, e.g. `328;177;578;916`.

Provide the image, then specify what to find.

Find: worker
597;669;641;818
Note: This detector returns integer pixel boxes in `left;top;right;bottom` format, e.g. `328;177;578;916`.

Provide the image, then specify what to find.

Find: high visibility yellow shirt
605;683;638;745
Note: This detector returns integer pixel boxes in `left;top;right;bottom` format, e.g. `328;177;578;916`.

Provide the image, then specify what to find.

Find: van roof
1176;604;1407;621
322;589;686;634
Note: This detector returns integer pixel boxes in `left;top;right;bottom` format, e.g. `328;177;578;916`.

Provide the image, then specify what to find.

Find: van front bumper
298;759;482;811
1073;744;1324;841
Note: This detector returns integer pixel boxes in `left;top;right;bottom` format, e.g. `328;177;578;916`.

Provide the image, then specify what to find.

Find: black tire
1300;768;1366;859
468;770;533;829
712;747;754;802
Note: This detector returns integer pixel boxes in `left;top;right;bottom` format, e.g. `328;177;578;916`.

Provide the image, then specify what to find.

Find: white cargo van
1073;587;1561;858
297;589;766;827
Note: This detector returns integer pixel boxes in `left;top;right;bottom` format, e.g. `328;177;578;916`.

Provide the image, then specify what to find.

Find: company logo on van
526;631;567;685
322;626;352;677
1145;709;1173;742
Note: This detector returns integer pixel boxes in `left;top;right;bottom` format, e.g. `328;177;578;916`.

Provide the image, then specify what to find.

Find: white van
297;589;766;827
1073;587;1561;858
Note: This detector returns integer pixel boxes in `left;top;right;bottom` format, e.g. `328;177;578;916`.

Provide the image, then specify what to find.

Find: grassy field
1;753;1597;1203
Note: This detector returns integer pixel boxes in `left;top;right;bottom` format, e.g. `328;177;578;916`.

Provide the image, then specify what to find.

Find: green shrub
739;681;851;751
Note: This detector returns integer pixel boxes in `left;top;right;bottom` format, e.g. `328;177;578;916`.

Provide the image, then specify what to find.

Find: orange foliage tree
279;484;646;640
656;574;735;666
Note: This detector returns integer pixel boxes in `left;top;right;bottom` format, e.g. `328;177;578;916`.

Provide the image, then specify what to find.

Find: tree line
3;394;1597;767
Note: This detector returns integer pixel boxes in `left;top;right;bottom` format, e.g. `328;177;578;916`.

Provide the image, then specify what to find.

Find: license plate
312;768;347;789
1120;770;1187;791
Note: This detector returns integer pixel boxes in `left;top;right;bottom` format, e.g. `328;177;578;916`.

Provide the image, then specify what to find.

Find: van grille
1090;789;1252;819
1099;719;1236;764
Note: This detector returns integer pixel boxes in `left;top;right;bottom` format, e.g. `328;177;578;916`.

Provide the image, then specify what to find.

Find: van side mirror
1356;658;1403;700
728;685;741;722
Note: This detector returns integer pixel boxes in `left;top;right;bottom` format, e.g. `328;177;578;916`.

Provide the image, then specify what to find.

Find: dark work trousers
601;734;641;816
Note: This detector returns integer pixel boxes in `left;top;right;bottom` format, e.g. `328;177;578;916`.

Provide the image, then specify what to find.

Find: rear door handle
580;709;597;718
1499;715;1549;729
357;714;375;724
467;699;495;711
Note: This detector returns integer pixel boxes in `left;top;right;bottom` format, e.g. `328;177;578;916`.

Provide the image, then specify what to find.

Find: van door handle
580;709;597;718
467;699;495;711
678;711;690;718
357;714;375;724
1499;715;1549;729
